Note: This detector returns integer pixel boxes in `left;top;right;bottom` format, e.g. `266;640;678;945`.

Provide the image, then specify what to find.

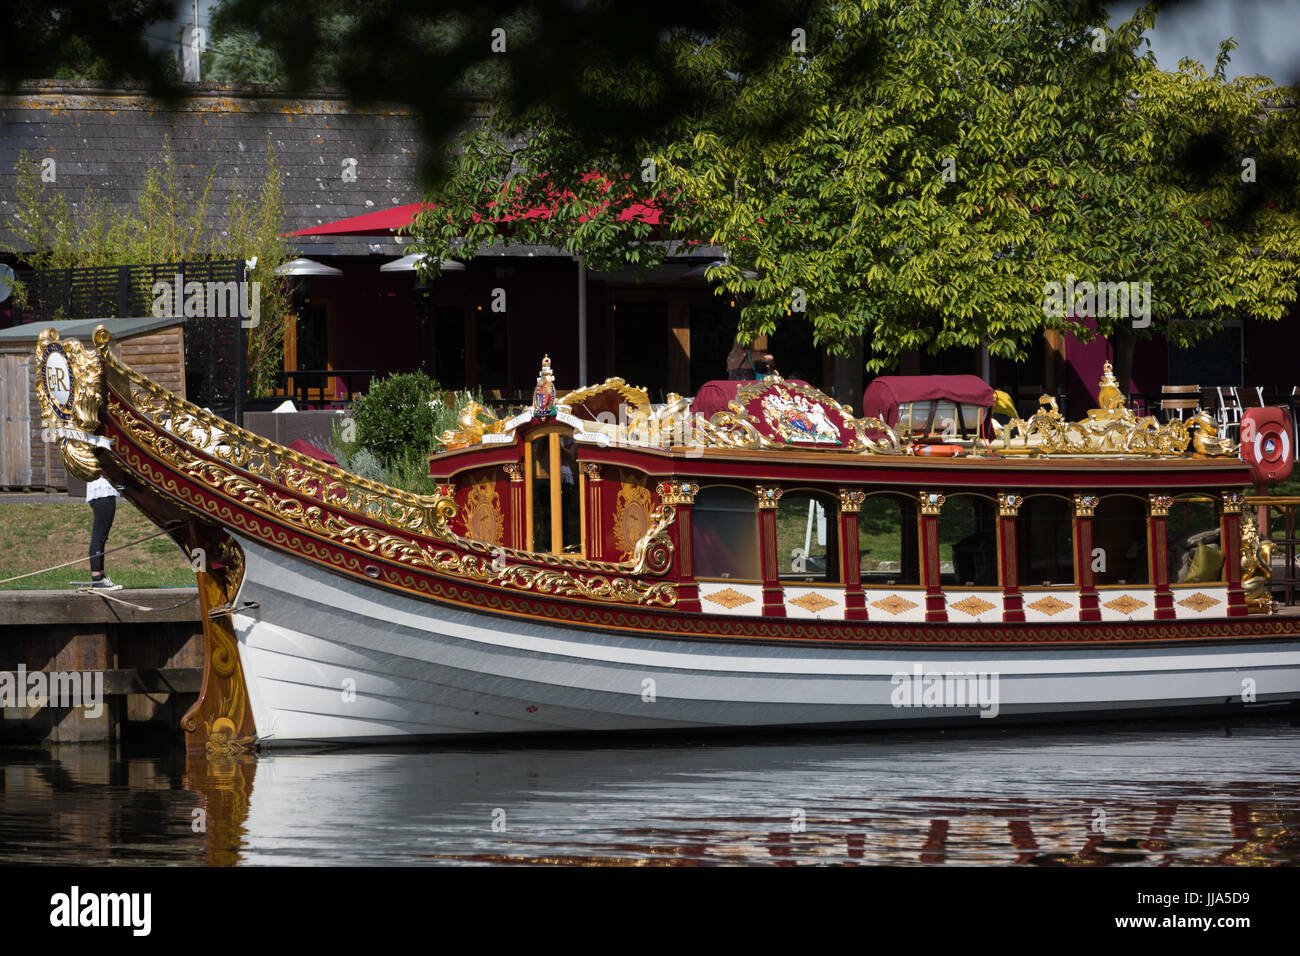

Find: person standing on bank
86;476;123;590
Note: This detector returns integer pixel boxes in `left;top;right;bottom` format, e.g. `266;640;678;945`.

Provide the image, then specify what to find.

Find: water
2;720;1299;866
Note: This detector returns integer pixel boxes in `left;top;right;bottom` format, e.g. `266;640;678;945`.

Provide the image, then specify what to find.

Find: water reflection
2;720;1299;866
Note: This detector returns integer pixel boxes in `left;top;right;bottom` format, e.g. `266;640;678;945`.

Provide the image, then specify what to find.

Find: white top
85;477;121;502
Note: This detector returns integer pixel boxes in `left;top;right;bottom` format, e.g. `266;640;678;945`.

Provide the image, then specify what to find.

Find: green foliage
204;0;359;86
409;0;1300;375
346;448;388;485
4;138;292;396
384;447;441;497
1;0;179;93
350;371;441;466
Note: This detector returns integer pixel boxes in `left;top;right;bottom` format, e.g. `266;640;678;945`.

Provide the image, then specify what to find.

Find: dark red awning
861;375;994;429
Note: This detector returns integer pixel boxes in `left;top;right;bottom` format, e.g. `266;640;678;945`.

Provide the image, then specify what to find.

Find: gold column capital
656;479;700;505
997;493;1023;517
756;485;784;510
919;491;945;515
1073;494;1099;518
839;488;866;513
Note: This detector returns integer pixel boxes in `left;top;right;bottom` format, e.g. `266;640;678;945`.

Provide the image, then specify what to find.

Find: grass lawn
0;497;194;590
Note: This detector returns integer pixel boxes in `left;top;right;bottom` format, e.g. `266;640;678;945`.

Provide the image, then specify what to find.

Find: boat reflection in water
8;723;1295;867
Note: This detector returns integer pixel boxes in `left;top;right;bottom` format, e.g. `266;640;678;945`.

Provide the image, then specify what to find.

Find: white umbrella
379;253;466;273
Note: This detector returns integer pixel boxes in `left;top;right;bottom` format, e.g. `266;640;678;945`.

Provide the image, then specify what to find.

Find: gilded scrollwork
104;355;678;606
1000;363;1239;458
612;481;655;559
34;328;107;480
463;480;505;546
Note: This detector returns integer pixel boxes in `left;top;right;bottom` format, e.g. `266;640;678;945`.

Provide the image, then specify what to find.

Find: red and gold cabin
429;357;1267;628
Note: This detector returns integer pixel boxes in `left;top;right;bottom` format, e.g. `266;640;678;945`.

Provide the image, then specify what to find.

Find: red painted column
1073;494;1100;622
1149;494;1175;620
503;463;526;550
580;462;603;561
997;493;1024;622
656;480;701;614
919;491;947;623
757;485;787;617
1221;490;1247;617
839;488;867;621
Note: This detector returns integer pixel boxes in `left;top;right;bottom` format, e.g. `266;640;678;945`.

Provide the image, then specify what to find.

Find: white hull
230;535;1300;746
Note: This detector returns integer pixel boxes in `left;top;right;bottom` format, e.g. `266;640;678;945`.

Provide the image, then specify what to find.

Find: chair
1215;386;1243;441
1160;384;1201;422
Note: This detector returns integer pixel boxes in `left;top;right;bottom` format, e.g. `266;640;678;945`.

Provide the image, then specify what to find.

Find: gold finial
1097;361;1125;413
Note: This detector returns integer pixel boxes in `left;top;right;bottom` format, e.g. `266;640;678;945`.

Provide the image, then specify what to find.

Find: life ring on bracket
1241;407;1294;485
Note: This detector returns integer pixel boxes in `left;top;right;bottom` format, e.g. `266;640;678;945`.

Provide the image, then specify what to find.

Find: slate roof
0;80;498;258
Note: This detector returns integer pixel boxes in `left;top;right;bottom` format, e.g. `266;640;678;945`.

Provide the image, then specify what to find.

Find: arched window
1167;495;1224;584
692;486;761;581
859;493;921;586
937;494;998;586
774;490;840;583
1016;495;1075;587
1092;496;1149;586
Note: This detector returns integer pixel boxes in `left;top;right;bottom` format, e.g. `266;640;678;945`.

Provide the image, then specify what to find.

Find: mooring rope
0;523;185;587
74;588;198;612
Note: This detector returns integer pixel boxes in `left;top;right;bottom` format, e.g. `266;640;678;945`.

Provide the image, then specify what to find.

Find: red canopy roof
861;375;994;429
284;172;663;238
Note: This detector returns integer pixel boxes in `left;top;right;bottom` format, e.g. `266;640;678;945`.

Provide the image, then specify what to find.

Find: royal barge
33;325;1300;751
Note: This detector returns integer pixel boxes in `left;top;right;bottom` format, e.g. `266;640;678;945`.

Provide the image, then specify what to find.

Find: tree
407;0;1300;389
0;1;179;93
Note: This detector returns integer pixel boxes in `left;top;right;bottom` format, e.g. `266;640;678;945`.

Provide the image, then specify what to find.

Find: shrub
351;371;440;466
346;448;388;484
385;446;440;496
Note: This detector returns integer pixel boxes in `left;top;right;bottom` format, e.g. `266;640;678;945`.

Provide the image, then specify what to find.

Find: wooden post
1073;495;1101;622
668;299;690;397
1221;490;1247;617
1149;494;1175;620
656;480;701;613
839;488;867;621
503;463;526;551
918;491;947;623
757;485;786;617
997;493;1025;622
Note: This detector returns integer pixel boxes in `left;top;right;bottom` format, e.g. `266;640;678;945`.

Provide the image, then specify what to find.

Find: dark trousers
89;496;116;576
